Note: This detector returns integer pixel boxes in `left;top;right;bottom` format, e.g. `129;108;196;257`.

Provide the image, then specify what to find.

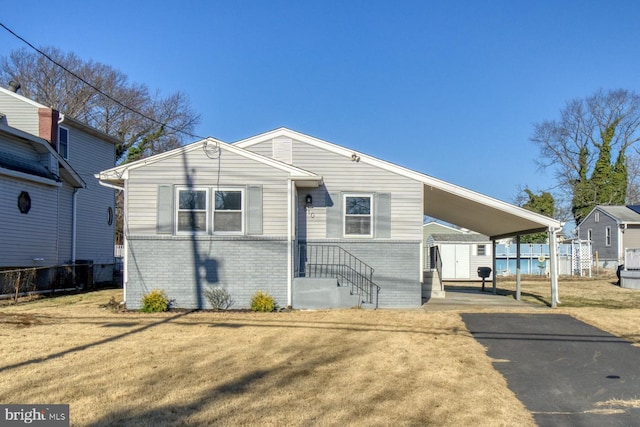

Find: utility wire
0;21;207;140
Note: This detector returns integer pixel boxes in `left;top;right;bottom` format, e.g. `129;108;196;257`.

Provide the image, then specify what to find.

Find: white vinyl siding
70;127;116;264
249;138;422;240
57;182;75;263
126;147;291;236
0;90;40;135
0;176;59;266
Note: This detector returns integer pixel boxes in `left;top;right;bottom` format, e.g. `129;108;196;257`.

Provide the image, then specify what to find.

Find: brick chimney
38;108;60;150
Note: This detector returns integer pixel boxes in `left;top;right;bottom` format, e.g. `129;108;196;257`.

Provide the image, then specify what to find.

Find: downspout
98;180;126;301
287;178;293;308
71;188;79;264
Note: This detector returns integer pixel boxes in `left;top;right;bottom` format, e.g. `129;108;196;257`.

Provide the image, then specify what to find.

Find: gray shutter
157;185;173;234
375;193;391;238
326;192;343;238
246;185;263;235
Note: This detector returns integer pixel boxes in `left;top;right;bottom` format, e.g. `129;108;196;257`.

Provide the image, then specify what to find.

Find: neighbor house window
587;229;592;241
213;189;243;233
477;244;486;256
594;211;600;223
176;188;208;233
605;226;611;246
344;194;372;237
58;126;69;159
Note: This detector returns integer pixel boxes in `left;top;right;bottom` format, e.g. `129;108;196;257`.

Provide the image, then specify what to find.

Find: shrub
250;291;275;312
204;287;234;310
141;289;170;313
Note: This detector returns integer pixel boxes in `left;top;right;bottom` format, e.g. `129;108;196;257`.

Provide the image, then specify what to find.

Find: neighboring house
0;121;85;282
576;205;640;269
98;128;562;309
0;86;118;283
426;233;492;281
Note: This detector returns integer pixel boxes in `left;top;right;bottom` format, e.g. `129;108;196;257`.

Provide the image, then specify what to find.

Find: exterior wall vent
272;137;292;164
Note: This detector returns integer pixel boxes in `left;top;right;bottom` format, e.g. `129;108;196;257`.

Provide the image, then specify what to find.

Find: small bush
204;287;234;310
250;291;275;312
141;289;170;313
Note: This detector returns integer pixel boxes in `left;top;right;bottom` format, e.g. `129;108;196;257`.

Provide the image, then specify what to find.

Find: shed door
441;244;470;280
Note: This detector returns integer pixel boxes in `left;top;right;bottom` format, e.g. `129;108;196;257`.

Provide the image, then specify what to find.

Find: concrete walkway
462;313;640;426
423;284;545;311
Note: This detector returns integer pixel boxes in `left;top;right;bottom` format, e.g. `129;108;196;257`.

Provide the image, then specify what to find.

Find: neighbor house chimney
38;108;60;150
8;80;21;93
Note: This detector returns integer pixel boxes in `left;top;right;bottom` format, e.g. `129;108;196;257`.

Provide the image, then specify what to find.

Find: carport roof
234;128;563;240
422;181;562;240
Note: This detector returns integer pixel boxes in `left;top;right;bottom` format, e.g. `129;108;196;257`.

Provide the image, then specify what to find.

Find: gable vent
272;137;292;164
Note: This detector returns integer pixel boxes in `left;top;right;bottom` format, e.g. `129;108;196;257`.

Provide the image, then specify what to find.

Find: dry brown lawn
0;290;535;426
1;277;638;426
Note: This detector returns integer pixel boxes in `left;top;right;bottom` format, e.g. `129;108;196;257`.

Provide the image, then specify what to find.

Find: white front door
441;244;470;280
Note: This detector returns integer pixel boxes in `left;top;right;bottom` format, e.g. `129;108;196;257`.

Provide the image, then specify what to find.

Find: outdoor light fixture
305;194;313;207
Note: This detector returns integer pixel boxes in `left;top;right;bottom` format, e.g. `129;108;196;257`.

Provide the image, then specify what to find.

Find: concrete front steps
292;277;372;309
422;270;446;299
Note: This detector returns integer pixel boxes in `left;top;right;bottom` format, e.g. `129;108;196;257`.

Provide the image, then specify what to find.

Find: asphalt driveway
462;313;640;427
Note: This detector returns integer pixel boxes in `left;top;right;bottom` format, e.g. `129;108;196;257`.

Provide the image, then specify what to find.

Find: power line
0;21;206;140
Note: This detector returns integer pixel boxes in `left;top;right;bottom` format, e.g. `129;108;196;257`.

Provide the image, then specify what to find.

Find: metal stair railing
296;244;380;308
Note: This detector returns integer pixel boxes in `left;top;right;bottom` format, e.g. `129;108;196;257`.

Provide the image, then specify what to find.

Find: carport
420;178;563;307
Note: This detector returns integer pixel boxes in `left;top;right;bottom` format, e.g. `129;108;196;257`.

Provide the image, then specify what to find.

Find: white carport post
516;235;521;300
492;240;497;294
548;227;560;308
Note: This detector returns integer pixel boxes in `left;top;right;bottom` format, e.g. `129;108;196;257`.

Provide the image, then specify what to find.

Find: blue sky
2;1;640;205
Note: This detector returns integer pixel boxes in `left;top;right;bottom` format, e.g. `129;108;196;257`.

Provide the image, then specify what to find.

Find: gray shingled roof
598;206;640;223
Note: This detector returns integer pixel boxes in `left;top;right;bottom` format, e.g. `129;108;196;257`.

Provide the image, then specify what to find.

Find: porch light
305;194;313;207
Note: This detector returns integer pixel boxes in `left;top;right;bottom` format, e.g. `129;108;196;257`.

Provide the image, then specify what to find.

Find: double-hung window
605;226;611;247
213;189;243;233
176;188;208;233
344;194;373;237
58;126;69;159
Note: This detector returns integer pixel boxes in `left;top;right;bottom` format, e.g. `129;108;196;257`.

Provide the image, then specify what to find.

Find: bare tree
531;89;640;224
0;47;201;163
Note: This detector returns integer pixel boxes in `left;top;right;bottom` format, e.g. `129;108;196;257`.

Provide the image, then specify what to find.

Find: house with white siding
98;128;563;309
0;86;118;284
577;205;640;269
